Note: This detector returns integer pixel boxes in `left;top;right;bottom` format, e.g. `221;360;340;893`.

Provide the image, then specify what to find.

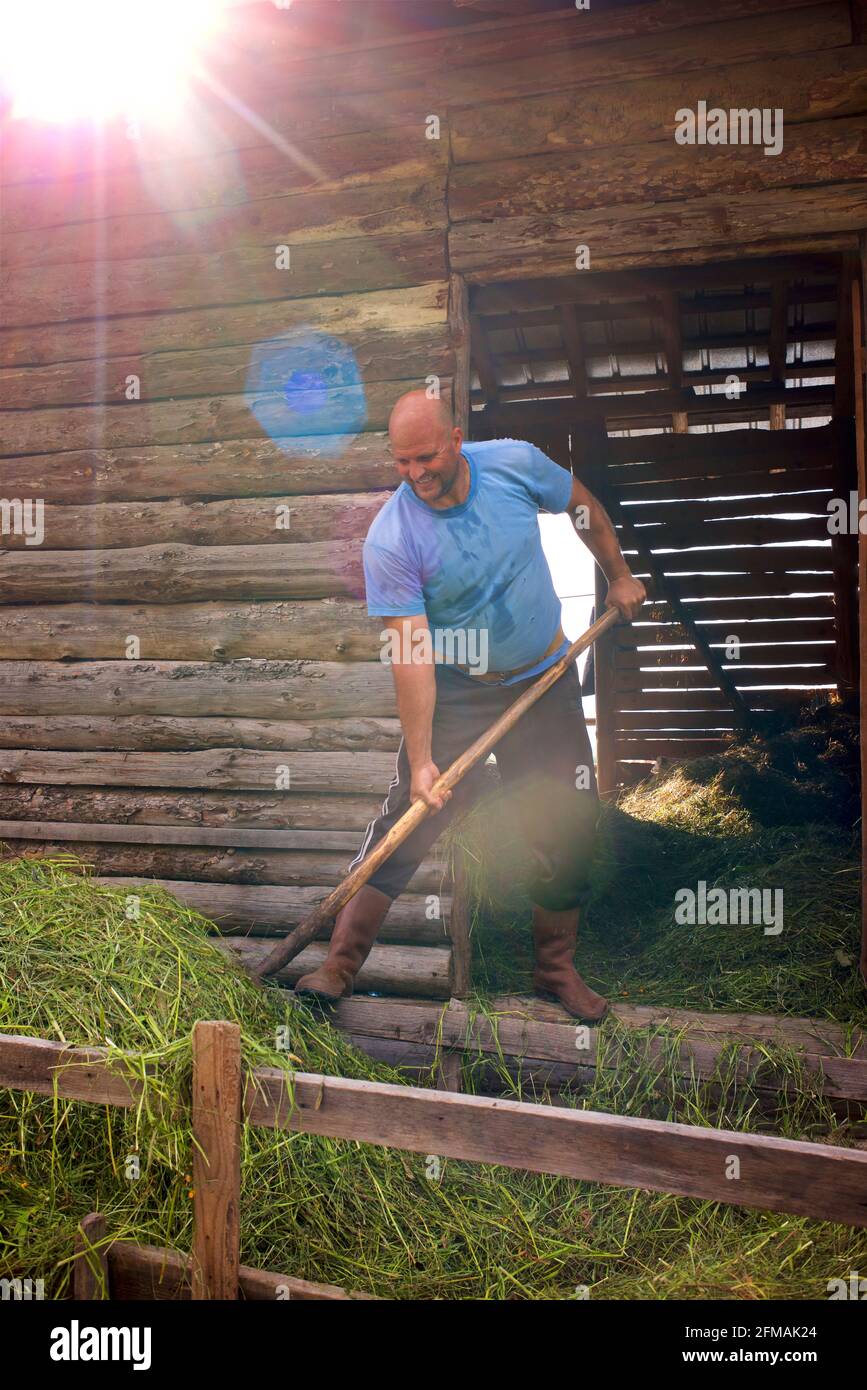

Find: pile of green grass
1;699;866;1299
457;698;865;1024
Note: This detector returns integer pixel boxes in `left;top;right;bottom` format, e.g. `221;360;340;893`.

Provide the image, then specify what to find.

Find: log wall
1;0;865;986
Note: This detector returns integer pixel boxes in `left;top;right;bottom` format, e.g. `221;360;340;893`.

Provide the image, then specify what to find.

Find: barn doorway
466;254;859;793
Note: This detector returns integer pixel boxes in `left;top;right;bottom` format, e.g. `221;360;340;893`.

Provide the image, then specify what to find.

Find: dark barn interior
469;255;860;787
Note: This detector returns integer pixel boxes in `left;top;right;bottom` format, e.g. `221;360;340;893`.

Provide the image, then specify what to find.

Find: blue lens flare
245;331;367;453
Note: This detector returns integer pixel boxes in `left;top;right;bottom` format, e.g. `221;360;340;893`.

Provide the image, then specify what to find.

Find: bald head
388;390;464;508
389;390;454;442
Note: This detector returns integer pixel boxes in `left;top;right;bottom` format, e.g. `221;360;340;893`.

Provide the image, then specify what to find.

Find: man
295;390;646;1019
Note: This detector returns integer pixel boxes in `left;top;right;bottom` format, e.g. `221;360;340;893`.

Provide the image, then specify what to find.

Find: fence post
448;845;473;999
73;1212;109;1298
191;1020;241;1300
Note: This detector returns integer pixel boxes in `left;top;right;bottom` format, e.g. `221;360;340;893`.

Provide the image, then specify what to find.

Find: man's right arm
382;614;451;814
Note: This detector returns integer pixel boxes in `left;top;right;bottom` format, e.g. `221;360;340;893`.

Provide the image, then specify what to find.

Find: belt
456;625;567;684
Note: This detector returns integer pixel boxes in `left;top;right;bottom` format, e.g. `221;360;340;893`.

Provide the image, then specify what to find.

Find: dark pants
351;660;599;912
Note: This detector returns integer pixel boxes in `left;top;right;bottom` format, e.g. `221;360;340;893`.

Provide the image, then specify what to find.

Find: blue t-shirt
362;438;573;683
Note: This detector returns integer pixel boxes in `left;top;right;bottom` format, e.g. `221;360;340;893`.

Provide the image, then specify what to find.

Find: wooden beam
73;1214;110;1300
483;383;834;430
856;232;867;987
245;1067;867;1227
447;844;473;998
0;660;395;720
106;1241;375;1301
216;938;453;1000
558;303;588;398
92;879;444;939
831;255;860;695
449;273;471;434
0;786;381;833
191;1021;241;1301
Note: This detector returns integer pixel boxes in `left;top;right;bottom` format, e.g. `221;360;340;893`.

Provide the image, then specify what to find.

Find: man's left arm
566;475;646;620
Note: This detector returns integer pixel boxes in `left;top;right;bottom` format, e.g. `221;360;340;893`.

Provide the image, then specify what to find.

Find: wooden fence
2;1019;866;1301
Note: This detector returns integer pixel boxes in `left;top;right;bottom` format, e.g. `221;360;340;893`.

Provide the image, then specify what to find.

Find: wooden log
0;714;401;753
191;1021;241;1300
3;841;443;897
451;117;867;222
0;377;450;454
0;178;444;269
0;600;380;661
0;281;448;372
244;1066;867;1227
244;2;851;102
0;434;397;503
218;938;452;999
73;1214;110;1300
333;994;867;1093
0;821;370;850
0;2;827;187
0;786;380;832
0;748;400;793
0;660;396;719
0;541;365;604
0;330;452;413
451;46;867;163
0;493;389;551
0;5;829;187
450;182;867;283
0;231;447;327
0;125;447;236
93;878;448;940
106;1241;374;1301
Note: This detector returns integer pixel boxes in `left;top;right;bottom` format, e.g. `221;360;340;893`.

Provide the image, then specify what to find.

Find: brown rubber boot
532;904;609;1022
294;885;392;1003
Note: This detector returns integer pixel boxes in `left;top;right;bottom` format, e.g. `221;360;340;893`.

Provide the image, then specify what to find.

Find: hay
453;696;865;1020
1;855;866;1300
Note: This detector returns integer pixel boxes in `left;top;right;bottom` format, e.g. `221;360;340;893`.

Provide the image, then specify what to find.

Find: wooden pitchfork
253;605;622;981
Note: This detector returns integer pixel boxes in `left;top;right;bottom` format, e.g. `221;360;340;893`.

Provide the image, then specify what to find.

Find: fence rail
2;1022;866;1300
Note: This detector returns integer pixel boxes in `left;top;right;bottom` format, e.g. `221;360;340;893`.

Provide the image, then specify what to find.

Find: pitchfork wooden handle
253;605;624;980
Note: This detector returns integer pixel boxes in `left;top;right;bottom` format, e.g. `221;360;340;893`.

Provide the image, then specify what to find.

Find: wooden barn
1;0;867;1010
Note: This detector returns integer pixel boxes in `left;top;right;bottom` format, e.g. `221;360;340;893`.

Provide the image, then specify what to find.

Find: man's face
389;423;463;503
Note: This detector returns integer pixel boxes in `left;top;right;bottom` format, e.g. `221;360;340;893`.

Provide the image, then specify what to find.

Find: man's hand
410;760;451;813
605;574;646;621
